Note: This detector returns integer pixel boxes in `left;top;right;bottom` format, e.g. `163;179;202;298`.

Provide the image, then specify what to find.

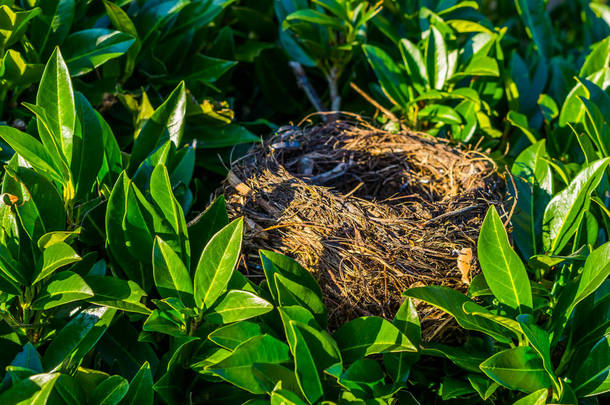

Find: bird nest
222;117;505;340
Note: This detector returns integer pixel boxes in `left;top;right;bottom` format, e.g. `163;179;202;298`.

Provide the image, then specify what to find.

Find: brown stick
289;61;327;120
350;82;399;123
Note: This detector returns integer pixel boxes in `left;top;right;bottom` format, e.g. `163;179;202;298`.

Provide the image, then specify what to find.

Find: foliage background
0;0;609;404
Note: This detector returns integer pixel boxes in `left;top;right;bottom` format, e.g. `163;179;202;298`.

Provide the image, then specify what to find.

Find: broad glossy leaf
37;47;75;161
11;343;43;373
559;68;610;127
72;93;104;201
206;335;291;394
190;124;259;149
62;29;135;76
0;126;62;182
208;321;265;351
260;250;327;327
105;173;146;287
43;306;116;371
399;38;428;91
480;346;551;393
120;362;154;405
152;236;193;306
542;158;610;254
85;276;150;314
289;320;341;403
403;286;513;343
554;242;610;334
422;342;489;373
284;9;343;29
513;388;548;405
204;290;273;324
572;335;610;396
31;271;93;310
478;206;532;313
33;242;81;284
0;50;43;86
103;0;141;80
580;36;610;77
128;82;186;174
31;0;75;57
3;165;65;243
383;298;421;384
194;217;243;310
339;358;386;399
517;315;560;394
90;375;128;405
0;372;59;405
187;195;229;270
363;44;411;108
511;140;553;258
334;317;416;364
426;25;448;90
150;164;189;265
514;0;553;60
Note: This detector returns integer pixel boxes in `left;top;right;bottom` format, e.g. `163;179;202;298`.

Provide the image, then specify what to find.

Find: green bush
0;1;608;404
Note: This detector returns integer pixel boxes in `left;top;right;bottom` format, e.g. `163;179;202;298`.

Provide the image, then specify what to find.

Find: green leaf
288;320;341;403
85;276;150;315
260;250;327;327
480;346;551;393
194;217;243;310
284;9;344;30
204;290;273;324
187;195;229;270
426;25;448;90
422;342;490;373
0;126;62;182
120;362;153;405
42;306;116;371
507;110;539;145
478;206;532;313
62;28;135;76
72;92;104;201
556;242;610;325
517;314;561;395
37;47;75;162
102;0;141;80
513;388;548;405
403;286;513;343
572;335;610;396
33;242;81;284
31;271;93;310
363;44;411;108
0;50;43;87
191;124;259;149
105;173;147;288
208;321;265;351
511;140;553;258
542;158;610;254
333;317;416;364
31;0;75;57
383;298;421;384
90;375;129;405
206;335;291;394
3;165;65;243
150;164;189;266
128;82;186;174
399;38;428;91
0;373;59;405
514;0;553;60
580;36;610;77
152;236;193;306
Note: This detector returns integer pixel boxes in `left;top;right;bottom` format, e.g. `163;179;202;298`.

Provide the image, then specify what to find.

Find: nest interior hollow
222;118;505;340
